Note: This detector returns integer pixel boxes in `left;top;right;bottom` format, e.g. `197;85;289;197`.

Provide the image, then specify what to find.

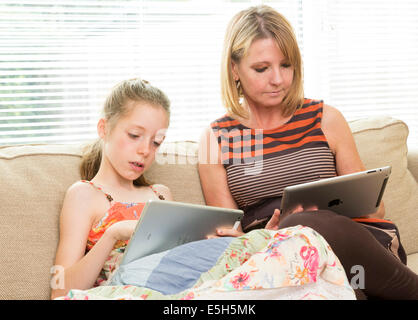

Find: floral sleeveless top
81;180;165;285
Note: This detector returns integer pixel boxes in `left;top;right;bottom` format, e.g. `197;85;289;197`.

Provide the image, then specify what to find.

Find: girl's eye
128;133;140;139
153;141;161;147
281;63;291;68
255;67;267;73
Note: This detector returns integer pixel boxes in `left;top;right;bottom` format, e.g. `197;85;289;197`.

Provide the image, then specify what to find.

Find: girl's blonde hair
221;5;304;119
80;78;170;186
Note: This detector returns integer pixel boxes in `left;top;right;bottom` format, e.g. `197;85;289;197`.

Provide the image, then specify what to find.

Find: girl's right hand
106;220;138;241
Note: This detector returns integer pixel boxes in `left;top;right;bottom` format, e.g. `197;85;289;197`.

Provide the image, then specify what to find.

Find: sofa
0;116;417;300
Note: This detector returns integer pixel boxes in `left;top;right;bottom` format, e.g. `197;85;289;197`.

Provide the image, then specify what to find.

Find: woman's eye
153;141;161;147
255;67;267;73
281;63;291;68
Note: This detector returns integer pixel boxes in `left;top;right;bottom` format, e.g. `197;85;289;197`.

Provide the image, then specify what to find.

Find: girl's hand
213;227;244;238
207;222;244;239
106;220;138;241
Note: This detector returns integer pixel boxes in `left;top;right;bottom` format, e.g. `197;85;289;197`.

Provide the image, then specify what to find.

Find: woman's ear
97;118;107;139
231;60;240;82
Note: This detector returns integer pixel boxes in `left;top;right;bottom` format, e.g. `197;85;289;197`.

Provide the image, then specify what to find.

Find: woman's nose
270;67;283;85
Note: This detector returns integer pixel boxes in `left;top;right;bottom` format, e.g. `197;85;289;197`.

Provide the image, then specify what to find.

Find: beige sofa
0;116;417;300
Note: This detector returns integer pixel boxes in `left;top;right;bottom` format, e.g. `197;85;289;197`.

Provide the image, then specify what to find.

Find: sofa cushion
0;144;83;299
0;116;415;300
349;117;418;255
407;253;418;274
408;149;418;182
146;141;205;205
0;142;205;300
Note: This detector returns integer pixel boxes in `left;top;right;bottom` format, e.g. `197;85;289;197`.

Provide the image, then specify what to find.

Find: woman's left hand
208;204;318;238
265;205;318;230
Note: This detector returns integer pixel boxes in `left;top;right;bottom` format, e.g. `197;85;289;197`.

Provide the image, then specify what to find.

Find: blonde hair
221;5;304;119
80;78;170;186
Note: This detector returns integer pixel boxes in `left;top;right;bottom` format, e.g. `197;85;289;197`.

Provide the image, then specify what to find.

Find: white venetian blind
303;0;418;147
0;0;303;145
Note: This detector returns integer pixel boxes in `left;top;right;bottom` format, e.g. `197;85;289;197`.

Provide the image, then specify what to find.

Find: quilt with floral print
59;225;356;300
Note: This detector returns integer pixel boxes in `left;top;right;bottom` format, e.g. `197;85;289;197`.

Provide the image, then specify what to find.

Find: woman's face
232;37;294;110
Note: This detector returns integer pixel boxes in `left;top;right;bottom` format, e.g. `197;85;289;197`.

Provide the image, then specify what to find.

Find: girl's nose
137;139;151;156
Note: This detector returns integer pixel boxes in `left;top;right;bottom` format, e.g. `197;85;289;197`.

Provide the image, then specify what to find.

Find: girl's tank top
80;180;164;251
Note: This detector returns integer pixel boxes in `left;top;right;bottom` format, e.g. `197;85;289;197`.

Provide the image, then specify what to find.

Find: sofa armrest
408;148;418;183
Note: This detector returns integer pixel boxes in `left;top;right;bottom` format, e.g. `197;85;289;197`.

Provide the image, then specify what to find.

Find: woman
198;5;418;299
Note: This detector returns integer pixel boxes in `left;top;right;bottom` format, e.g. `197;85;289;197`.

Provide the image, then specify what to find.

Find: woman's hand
265;209;282;230
106;220;138;241
265;205;318;230
210;204;319;238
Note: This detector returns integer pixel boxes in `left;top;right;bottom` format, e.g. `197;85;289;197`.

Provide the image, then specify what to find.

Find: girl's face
232;37;294;110
99;101;168;182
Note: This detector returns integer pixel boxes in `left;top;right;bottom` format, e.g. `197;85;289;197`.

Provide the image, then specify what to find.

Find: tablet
119;200;243;265
280;166;391;218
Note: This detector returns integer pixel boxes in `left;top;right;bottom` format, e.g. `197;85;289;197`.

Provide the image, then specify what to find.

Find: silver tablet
280;166;391;218
120;200;243;265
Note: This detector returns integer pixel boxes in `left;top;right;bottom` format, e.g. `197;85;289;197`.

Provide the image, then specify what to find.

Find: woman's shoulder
321;103;347;127
210;113;241;129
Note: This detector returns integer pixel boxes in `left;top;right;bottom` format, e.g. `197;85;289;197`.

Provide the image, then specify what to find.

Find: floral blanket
59;225;356;300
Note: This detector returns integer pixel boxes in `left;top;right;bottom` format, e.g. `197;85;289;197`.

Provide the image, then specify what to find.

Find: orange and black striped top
210;98;337;213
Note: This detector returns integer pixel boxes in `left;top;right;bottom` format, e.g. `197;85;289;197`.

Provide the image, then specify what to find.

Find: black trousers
278;210;418;300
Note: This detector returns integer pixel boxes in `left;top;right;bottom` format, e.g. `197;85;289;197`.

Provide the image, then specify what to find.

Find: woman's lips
266;90;283;97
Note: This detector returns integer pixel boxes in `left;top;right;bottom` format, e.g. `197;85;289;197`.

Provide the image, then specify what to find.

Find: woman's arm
321;104;385;219
198;126;238;209
198;126;245;236
51;183;135;299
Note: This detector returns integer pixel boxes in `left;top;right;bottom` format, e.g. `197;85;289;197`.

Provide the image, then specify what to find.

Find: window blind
302;0;418;146
3;1;415;147
0;0;303;145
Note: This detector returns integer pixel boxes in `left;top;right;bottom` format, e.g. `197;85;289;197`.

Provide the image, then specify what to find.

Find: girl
51;78;172;299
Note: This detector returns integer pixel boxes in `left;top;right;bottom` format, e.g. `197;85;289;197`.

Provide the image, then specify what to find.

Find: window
303;0;418;146
1;0;417;147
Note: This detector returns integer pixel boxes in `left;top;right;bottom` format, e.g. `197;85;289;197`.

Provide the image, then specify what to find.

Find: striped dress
211;99;337;228
210;98;407;264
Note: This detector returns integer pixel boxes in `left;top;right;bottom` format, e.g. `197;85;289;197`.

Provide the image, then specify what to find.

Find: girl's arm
50;183;136;299
321;104;385;219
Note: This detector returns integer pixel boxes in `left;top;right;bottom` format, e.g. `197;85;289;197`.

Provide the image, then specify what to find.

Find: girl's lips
129;161;144;172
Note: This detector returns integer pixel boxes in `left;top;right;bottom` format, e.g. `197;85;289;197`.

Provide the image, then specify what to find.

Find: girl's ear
97;118;107;139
